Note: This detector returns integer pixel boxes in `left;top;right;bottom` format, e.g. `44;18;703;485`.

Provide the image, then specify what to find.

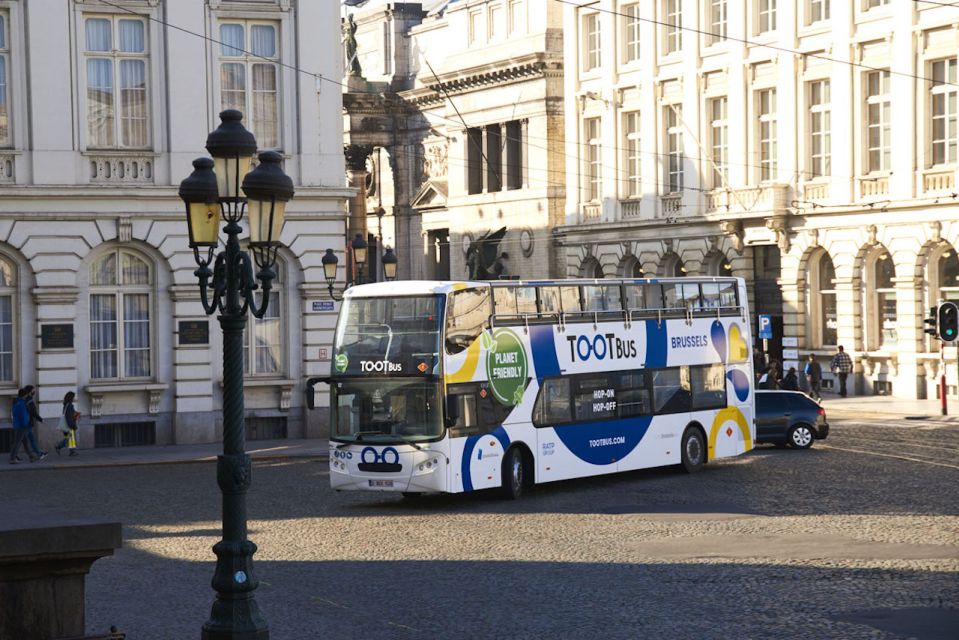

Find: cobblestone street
8;415;958;639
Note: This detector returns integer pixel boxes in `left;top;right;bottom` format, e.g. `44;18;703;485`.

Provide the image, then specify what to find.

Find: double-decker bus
307;277;755;499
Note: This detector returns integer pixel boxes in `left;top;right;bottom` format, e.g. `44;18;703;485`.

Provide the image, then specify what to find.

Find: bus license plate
369;480;393;488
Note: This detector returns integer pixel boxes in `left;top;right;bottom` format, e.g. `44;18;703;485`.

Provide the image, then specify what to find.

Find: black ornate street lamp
179;109;292;640
382;247;397;281
351;233;368;284
322;249;340;299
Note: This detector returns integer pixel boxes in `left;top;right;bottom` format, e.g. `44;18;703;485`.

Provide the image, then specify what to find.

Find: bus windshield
331;378;443;443
333;295;443;376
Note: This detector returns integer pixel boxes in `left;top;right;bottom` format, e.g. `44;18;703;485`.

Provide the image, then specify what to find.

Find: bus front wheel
500;447;525;500
680;427;706;474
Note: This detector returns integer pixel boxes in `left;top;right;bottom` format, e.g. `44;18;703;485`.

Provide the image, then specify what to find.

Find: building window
757;89;777;182
809;80;831;178
244;264;282;376
585;117;601;201
665;105;683;193
939;248;959;300
865;0;889;9
663;0;682;54
0;256;15;382
864;70;891;173
623;111;641;198
466;121;524;195
623;4;640;63
509;1;525;35
0;12;10;147
707;0;727;45
873;251;896;349
90;249;152;380
811;251;837;347
931;59;958;167
808;0;830;24
709;97;728;187
219;21;279;149
583;13;600;71
84;15;150;149
757;0;777;34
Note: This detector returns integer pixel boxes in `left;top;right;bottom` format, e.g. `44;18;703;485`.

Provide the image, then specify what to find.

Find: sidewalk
818;393;959;421
0;438;329;472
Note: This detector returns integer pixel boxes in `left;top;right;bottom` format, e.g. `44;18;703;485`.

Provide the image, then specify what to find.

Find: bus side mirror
445;395;460;428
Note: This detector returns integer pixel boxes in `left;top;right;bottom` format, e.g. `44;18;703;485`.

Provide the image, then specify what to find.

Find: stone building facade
559;0;959;399
344;0;566;282
0;0;348;449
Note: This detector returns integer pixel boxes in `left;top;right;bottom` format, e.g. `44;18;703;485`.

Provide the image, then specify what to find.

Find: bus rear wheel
680;427;706;474
500;447;525;500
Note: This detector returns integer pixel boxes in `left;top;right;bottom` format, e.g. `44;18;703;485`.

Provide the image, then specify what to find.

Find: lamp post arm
195;252;227;315
246;260;276;319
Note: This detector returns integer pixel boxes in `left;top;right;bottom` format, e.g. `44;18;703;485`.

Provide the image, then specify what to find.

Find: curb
1;452;329;472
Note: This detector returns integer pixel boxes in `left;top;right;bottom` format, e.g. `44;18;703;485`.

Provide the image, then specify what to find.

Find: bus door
447;382;510;492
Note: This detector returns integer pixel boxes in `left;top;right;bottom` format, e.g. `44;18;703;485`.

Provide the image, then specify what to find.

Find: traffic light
939;301;959;342
925;306;939;337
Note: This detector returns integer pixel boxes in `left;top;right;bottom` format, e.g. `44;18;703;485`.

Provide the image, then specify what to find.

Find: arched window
809;251;837;347
0;256;16;382
580;257;604;279
633;261;645;278
939;248;959;301
705;252;733;277
244;261;283;376
873;250;896;348
90;249;152;379
663;253;686;277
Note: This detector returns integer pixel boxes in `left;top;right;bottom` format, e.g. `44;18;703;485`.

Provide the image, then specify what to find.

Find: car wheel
500;447;525;500
680;427;706;473
788;424;814;450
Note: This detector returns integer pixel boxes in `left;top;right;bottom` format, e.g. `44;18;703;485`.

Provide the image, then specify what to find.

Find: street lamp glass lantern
242;151;294;247
322;249;338;284
179;158;221;248
351;233;368;266
382;247;398;281
205;109;257;200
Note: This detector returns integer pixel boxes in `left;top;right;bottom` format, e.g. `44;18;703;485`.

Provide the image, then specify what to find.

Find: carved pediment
411;180;448;210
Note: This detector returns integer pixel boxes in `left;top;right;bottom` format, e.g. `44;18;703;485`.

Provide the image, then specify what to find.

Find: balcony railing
661;193;682;216
582;202;601;222
803;181;830;201
87;153;155;184
923;168;956;194
620;199;642;219
859;175;889;198
704;184;790;215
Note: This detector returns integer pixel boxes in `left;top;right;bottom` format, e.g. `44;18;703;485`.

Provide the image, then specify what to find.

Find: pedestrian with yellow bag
54;391;81;457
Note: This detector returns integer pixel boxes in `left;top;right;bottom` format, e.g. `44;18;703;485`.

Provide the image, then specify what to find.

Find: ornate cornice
405;56;562;107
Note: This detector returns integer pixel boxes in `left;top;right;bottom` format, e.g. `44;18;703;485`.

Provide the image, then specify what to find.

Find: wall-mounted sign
319;348;329;361
312;301;335;312
178;320;210;346
41;324;74;350
782;349;799;360
782;337;799;347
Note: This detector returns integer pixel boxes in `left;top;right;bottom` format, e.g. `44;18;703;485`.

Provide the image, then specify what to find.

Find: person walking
753;347;767;382
55;391;80;457
830;345;854;398
759;366;781;390
805;354;823;402
22;385;47;459
782;367;800;391
9;387;41;463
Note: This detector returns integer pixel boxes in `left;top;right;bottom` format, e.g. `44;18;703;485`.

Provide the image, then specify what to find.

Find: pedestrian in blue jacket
9;387;42;463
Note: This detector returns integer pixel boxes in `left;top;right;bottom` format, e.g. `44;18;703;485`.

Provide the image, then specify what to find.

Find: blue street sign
758;314;773;340
312;300;335;312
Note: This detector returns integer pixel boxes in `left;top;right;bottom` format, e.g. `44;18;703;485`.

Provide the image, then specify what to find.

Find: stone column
894;275;924;399
344;144;373;283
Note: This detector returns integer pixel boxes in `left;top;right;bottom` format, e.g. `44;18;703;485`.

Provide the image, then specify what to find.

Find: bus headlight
415;457;441;475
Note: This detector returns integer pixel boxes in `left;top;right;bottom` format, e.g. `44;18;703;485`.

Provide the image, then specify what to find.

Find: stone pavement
0;438;328;472
820;392;959;420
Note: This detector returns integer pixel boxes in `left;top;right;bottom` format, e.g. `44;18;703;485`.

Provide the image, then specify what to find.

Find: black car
755;390;830;449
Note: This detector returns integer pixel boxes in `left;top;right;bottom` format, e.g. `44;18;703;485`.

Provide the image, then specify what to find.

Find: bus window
447;385;479;437
690;364;726;410
532;378;571;426
573;374;617;421
447;288;491;354
651;367;691;414
538;286;561;314
662;284;682;309
701;283;722;309
583;285;621;312
516;287;537;314
617;371;651;417
679;283;701;309
718;281;737;308
559;286;581;313
493;287;517;316
624;285;645;310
